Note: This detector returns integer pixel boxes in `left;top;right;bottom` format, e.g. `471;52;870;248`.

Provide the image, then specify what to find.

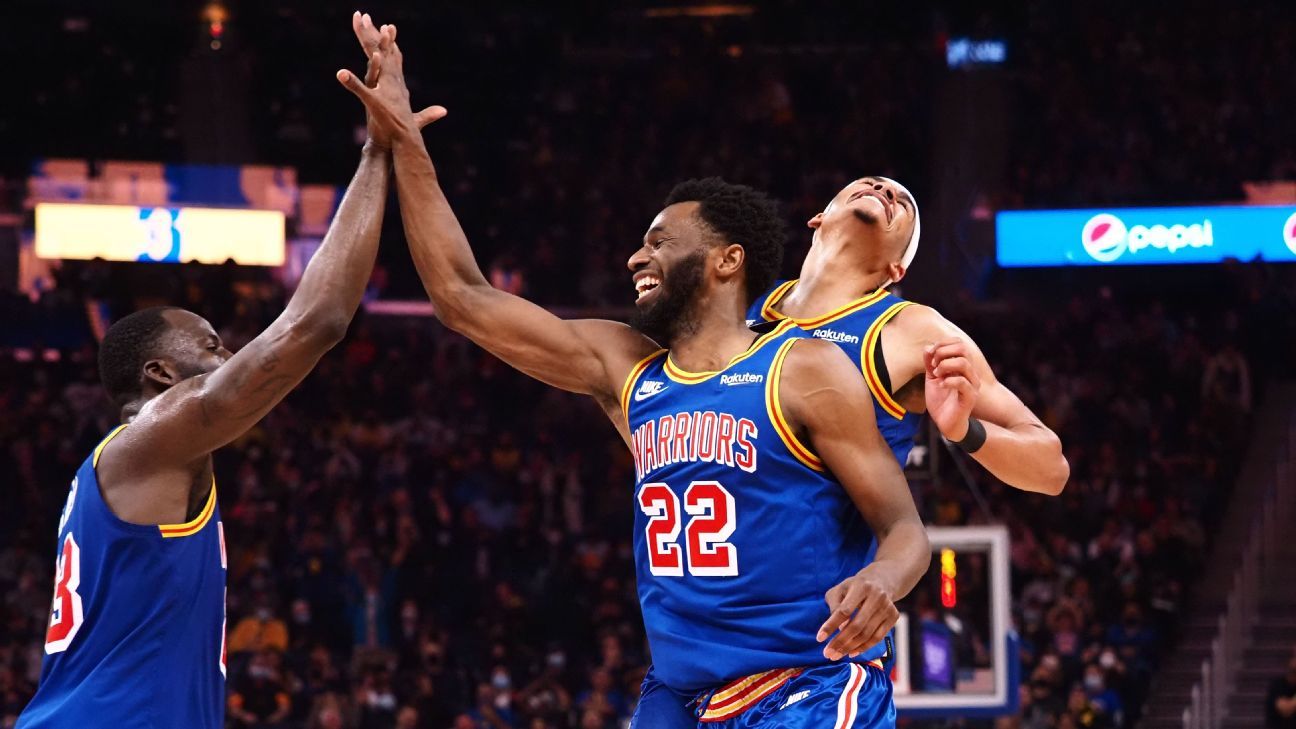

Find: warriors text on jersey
748;281;920;466
18;425;227;729
620;320;888;694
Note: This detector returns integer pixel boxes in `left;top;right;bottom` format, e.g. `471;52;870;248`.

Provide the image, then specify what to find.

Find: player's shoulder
782;336;857;377
889;301;960;338
571;317;662;373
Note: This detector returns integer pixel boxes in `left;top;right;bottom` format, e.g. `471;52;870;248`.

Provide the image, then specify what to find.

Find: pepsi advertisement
996;204;1296;267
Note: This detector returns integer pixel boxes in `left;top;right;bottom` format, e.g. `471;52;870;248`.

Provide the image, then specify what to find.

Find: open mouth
848;189;894;223
634;274;662;302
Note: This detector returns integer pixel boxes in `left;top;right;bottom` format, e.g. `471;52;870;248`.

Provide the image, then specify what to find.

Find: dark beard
628;249;706;348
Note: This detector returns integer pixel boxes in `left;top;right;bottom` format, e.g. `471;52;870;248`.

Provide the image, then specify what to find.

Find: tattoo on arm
198;350;295;426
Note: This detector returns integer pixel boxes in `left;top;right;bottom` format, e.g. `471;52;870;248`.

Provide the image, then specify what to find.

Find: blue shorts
631;661;894;729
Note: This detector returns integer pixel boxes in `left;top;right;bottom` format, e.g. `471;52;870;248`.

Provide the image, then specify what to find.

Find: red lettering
642;419;658;475
656;415;675;468
734;418;758;472
672;412;692;466
715;414;737;467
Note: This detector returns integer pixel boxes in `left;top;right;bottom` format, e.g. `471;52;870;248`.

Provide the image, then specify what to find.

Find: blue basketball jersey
18;425;227;729
747;281;921;467
620;320;887;693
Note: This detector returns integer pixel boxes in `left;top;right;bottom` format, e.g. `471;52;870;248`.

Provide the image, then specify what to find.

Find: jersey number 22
638;481;737;577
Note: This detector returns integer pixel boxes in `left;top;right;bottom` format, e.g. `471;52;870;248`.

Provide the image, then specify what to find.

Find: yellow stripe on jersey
158;481;217;538
758;280;798;322
860;301;912;420
92;424;129;467
790;286;890;329
662;320;797;385
759;280;891;329
619;349;668;428
765;339;825;472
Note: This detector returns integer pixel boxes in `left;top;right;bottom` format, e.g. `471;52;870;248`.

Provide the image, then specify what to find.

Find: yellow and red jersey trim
619;349;668;428
789;287;890;329
765;339;825;472
860;301;912;420
758;280;799;322
700;667;802;722
760;280;891;329
159;481;217;538
92;424;129;468
663;320;797;385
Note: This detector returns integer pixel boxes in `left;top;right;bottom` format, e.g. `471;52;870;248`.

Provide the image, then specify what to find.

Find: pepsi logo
1081;214;1128;262
1284;211;1296;256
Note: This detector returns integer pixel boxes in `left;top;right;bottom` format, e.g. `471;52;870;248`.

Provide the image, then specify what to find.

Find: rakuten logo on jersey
812;329;861;345
1081;213;1213;262
720;372;763;386
1283;211;1296;256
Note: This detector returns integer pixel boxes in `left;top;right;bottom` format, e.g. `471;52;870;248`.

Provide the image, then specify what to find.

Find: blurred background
1;1;1295;728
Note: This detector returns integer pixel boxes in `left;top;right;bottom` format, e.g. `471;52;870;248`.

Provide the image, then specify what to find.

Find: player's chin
850;207;884;226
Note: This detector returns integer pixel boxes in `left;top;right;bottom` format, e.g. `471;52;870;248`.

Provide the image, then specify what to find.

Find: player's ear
886;261;907;284
807;212;824;229
142;359;180;390
716;243;745;280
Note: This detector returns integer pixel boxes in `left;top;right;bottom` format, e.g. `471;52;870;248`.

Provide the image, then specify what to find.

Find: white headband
881;177;920;283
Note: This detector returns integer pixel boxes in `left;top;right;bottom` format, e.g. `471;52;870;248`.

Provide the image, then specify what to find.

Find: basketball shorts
631;660;894;729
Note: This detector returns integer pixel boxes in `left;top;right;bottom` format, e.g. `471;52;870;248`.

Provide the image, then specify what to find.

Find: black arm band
953;418;987;454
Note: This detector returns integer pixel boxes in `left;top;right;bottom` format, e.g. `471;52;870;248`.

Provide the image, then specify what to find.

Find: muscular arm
889;304;1069;495
390;133;654;403
103;146;391;493
782;339;931;658
339;31;657;409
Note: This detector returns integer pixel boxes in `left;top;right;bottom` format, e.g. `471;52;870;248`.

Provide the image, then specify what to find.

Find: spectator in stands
229;593;290;657
1083;663;1125;726
1268;654;1296;728
229;650;292;728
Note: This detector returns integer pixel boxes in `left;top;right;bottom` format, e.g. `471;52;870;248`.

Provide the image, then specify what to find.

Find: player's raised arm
779;338;931;661
898;305;1069;495
102;42;404;479
341;19;656;403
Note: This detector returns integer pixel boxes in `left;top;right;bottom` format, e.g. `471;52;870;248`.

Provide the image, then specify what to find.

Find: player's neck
120;399;147;423
668;296;760;373
782;244;889;319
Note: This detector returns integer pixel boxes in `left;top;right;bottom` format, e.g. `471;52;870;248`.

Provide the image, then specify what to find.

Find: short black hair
663;177;785;303
98;306;180;407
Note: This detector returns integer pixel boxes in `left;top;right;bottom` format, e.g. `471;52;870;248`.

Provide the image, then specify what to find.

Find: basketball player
748;177;1069;493
341;27;931;727
16;23;438;728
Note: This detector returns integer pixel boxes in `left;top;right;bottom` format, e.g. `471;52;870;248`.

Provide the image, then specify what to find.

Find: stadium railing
1183;413;1295;729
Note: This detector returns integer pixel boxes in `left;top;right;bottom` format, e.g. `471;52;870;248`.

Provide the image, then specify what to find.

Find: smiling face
625;201;725;346
808;176;918;281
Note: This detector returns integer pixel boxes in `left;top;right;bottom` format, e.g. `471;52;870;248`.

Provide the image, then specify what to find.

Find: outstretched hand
339;11;446;149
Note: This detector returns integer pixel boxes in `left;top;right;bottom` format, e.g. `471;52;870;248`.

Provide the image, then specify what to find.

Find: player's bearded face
629;248;707;346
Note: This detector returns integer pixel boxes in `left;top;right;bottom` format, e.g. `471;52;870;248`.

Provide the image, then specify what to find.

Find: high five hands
337;11;446;149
